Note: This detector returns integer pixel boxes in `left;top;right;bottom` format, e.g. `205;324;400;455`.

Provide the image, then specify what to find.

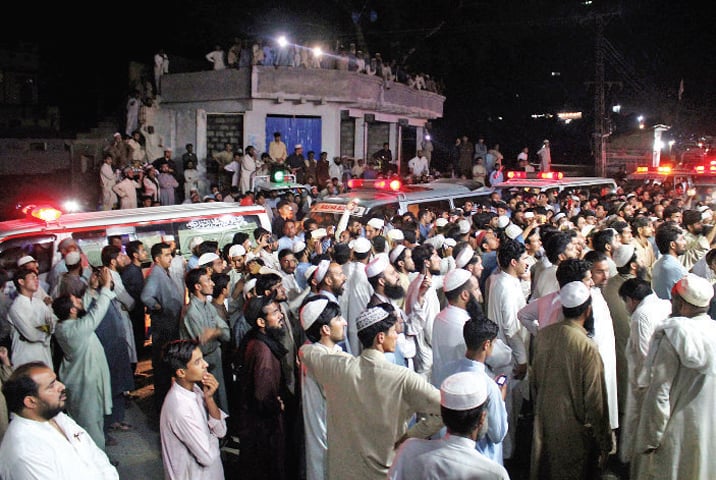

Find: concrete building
153;66;444;184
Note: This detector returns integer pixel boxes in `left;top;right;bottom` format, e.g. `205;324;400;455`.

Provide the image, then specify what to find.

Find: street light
313;46;322;58
277;35;288;48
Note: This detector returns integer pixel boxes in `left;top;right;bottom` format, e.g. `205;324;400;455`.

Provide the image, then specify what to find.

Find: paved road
106;355;240;479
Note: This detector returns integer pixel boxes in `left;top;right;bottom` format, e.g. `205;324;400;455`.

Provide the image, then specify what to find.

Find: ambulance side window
0;235;55;277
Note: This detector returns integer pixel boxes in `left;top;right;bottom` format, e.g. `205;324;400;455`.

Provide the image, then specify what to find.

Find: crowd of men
2;170;716;479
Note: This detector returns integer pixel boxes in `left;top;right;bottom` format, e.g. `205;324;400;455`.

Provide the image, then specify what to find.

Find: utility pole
593;15;607;177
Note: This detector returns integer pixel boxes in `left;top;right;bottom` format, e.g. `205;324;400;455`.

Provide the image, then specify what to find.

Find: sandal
109;422;134;431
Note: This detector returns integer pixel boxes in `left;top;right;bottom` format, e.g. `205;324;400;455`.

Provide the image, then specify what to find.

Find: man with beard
389;371;509;480
531;281;613;480
584;250;620;436
440;317;509;466
390;245;415;310
237;295;290;480
160;340;227;480
487;238;530;461
680;209;716;271
431;268;482;388
404;244;444;381
0;362;119;479
313;260;347;303
651;221;688;300
366;254;409;365
299;296;349;480
52;266;115;450
299;305;443;480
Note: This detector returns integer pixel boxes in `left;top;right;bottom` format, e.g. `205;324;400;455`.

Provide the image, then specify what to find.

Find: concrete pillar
354;116;366;159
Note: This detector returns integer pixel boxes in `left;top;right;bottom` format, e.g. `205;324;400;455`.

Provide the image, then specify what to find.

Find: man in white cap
186;236;205;271
386;228;405;250
312;260;346;304
531;281;613;479
340;237;374;355
390;245;415;310
299;296;349;480
112;166;142;209
603;243;639;422
615;278;670;474
226;244;247;312
431;268;480;388
15;256;51;301
517;258;593;336
440;317;509;466
404;244;444;381
583;250;619;435
300;306;443;480
365;217;385;241
632;274;716;480
389;371;509;480
198;252;225;275
365;254;409;364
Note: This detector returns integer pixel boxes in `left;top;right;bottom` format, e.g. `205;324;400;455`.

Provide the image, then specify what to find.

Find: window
0;235;56;276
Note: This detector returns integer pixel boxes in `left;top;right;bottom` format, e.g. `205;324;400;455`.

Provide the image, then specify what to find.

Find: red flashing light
657;166;671;174
347;179;364;189
538;171;564;180
635;166;649;173
507;171;526;179
30;206;62;222
388;179;402;191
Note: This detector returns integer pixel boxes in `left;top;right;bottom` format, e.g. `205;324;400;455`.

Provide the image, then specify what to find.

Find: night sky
6;0;715;162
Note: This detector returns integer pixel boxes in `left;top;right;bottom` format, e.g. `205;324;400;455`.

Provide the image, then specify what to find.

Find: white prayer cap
581;224;596;237
350;237;372;254
314;260;330;284
458;219;471;234
553;212;566;222
17;255;36;267
58;237;78;252
366;254;390;278
65;251;81;266
443;268;472;293
444;238;457;248
672;273;714;308
244;252;257;263
189;236;205;250
198;252;219;267
367;218;385;230
435;218;449;228
387;229;404;242
113;132;122;137
506;224;523;240
699;205;713;220
311;228;328;239
613;244;635;268
355;306;390;332
560;281;591;308
425;234;445;250
300;298;329;331
258;266;283;277
295;143;303;149
497;215;510;229
291;241;307;254
389;245;406;264
440;371;488;410
229;244;246;258
243;278;257;298
302;266;318;284
455;245;475;269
